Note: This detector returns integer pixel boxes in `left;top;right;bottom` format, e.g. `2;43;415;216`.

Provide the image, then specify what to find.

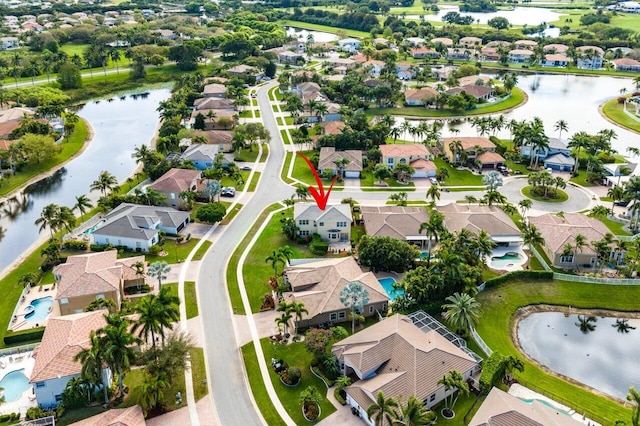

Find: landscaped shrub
280;366;301;385
479;352;506;394
334;388;346;405
10;413;19;421
260;293;275;311
62;240;88;250
484;271;552;288
148;244;162;255
0;414;11;422
4;327;45;345
310;234;329;256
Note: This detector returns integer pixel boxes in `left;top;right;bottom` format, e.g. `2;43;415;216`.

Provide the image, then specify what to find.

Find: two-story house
443;136;505;169
379;144;436;178
293;203;352;243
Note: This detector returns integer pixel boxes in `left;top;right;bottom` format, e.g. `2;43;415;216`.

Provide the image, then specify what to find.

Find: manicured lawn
127;238;211;264
590;214;631;236
234;147;261;163
163;281;199;319
280;19;370;38
367;88;525;118
190;348;209;401
260;338;337;424
475;279;636;425
220;203;243;225
243;208;319;313
280;129;291;145
602;97;640;133
521;185;568;203
259;144;269;162
0;119;90;197
247;172;261;192
292;150;344;189
241;342;287;426
569;171;598;187
227;204;283;315
360;167;416;191
528;253;546;271
280;152;295;184
434;158;484;186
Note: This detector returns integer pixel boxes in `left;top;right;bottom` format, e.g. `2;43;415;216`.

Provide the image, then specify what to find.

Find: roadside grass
234;147;261;163
259;144;269;162
163;281;199;319
590;214;631;236
521;185;568;203
280;20;370;38
569;171;598;187
190;347;209;401
247;173;261;192
280;129;291;145
260;338;337;424
475;279;636;425
360;168;416;192
121;366;187;411
0;119;89;197
601;97;640;133
366;88;525;118
506;160;529;175
241;342;287;426
292;150;344;189
445;187;484;192
280;152;295;184
243;208;318;313
220;203;243;225
226;204;283;315
284;117;294;125
435;158;484;186
118;238;211;263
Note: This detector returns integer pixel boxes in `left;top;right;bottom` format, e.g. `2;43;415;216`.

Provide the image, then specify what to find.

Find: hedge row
310;234;329;256
484;270;553;288
479;351;505;394
4;327;45;345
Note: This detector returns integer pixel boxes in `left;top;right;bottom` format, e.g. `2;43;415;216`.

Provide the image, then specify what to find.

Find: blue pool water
419;251;429;259
84;219;106;235
490;252;524;269
0;369;30;402
519;398;572;416
24;296;53;323
378;277;404;301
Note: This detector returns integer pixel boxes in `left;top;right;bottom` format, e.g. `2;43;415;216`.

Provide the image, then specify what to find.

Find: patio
10;284;60;332
0;350;38;416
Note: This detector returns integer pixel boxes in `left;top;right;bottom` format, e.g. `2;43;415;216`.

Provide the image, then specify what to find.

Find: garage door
345;171;360;178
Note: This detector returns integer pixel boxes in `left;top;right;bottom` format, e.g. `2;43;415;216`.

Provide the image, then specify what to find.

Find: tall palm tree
275;310;293;336
608;185;624;212
521;222;545;249
148;261;171;287
419;211;445;266
518;199;533;219
503;356;524;383
340;282;370;334
91;170;119;197
99;313;141;398
568;132;592;174
367;391;399;426
472;230;496;262
133;295;164;347
265;246;294;278
441;292;483;334
74;194;93;224
156;286;180;344
627;386;640;426
35;203;60;239
554;119;568;139
426;185;440;204
289;301;308;336
393;396;436;426
85;297;116;312
73;331;109;403
139;371;169;412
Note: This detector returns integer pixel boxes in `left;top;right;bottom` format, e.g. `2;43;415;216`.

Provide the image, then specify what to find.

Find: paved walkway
317;386;363;426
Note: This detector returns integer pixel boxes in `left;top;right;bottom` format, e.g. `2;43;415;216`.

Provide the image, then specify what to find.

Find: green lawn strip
385;200;428;205
476;279;635;424
162;281;198;319
505;160;529;175
227;203;283;315
190;347;209;401
284;117;294;125
366;88;525;118
445;187;485;192
0;119;89;197
234;147;260;163
600;196;612;202
280;152;295;184
220;203;243;225
590;214;631;236
248;173;261;192
601;98;640;133
118;238;209;263
239;110;253;118
220;174;246;190
521;185;568;203
360;168;416;192
277;117;284;126
569;172;597;187
121;367;186;411
280;19;370;38
241;342;287;426
259;338;337;424
292;150;344;189
259;144;269;162
435;158;484;186
255;110;261;118
280;129;291;145
243;208;318;313
57;406;107;426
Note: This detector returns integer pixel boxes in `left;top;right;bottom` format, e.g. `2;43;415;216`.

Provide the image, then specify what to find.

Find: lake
405;6;566;26
286;27;339;43
0;89;171;273
517;310;640;400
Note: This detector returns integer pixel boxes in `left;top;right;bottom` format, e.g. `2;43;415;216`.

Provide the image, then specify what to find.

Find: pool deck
11;284;60;332
508;383;602;426
0;351;37;416
486;245;527;272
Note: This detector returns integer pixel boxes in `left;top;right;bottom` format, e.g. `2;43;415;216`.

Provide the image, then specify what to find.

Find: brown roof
458;75;491;87
410;158;437;171
318;147;363;172
438;203;520;238
379;144;431;157
71;405;146;426
470;388;583;426
613;58;640;66
0;120;21;137
283;257;389;320
432;37;453;46
30;310;107;382
544;43;569;53
509;49;534;56
528;213;612;255
203;130;233;145
53;251;146;299
320;121;346;135
148;168;201;193
476;150;506;164
191;109;238;121
576;45;604;56
405;87;439;101
446;85;493;98
361;206;430;240
443;137;495;151
193;97;235;110
0;139;17;150
202;83;226;96
332;314;477;407
544;54;568;62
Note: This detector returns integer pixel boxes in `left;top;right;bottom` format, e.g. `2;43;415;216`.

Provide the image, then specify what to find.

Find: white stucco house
338;38;360;52
293;203;352;243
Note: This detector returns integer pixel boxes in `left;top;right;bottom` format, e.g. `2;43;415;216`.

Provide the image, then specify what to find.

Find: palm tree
85;297;116;312
35;203;60;239
74;195;93;224
522;222;545;249
275;310;293;336
138;371;169;412
99;313;141;398
554;119;568;139
156;286;180;344
419;211;445;266
367;391;399;426
464;195;477;206
438;370;469;416
393;396;436;426
91;170;119;197
518;199;533;219
473;230;496;262
426;185;440;204
448;140;463;165
441;292;482;334
627;386;640;426
503;356;524;383
74;331;109;403
608;185;624;212
289;301;308;336
147;261;171;287
568;132;592;173
295;185;310;201
340;282;370;334
133;295;164;347
265;246;294;278
335;375;351;394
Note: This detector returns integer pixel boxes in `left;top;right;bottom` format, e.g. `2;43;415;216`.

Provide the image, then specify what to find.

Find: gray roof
544;153;575;166
92;203;190;240
181;144;219;162
547;137;569;150
293;203;352;223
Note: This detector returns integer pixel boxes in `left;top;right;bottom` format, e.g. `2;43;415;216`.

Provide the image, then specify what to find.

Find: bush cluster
484;270;553;288
62;240;88;250
479;352;505;394
310;234;329;256
4;327;45;345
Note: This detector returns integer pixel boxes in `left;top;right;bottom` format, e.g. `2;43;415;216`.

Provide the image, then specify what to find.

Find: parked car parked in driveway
241;165;252;171
221;187;236;197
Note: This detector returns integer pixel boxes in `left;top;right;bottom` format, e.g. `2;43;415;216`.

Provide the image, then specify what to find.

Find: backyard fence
552;272;640;285
7;284;32;331
528;246;551;272
469;328;492;357
13;416;55;426
0;342;38;357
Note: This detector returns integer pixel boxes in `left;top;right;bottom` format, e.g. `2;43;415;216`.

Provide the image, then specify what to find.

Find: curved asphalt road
198;81;292;426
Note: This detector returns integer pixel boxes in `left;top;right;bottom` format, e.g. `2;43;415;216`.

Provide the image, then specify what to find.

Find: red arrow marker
296;152;338;211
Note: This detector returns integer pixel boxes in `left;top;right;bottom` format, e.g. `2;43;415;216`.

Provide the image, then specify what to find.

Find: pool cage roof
408;310;483;364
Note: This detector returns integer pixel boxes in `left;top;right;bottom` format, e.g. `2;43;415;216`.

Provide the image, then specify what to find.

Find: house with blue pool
29;310;111;408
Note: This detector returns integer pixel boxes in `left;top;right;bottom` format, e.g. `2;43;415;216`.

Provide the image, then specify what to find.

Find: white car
430;178;438;185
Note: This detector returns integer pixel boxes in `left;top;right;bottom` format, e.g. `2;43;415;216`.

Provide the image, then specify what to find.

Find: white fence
470;328;492;357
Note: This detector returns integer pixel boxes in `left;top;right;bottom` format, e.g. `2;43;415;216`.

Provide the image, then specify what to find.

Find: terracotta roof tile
379;144;430;157
71;405;146;426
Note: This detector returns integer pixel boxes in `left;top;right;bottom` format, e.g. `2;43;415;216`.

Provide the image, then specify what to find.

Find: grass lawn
528;253;546;271
590;214;631;236
241;343;287;426
227;204;283;315
367;88;525;118
135;238;211;264
259;144;269;162
292;150;344;189
0;119;90;197
434;158;484;186
506;160;529;175
220;202;243;225
475;279;636;425
280;19;370;38
190;348;209;401
284;117;294;125
247;173;261;192
280;129;291;145
280;152;295;185
243;208;320;313
260;338;337;424
234;147;261;163
601;97;640;133
521;185;568;203
360;167;416;192
569;171;598;187
163;281;199;319
277;117;284;126
57;406;107;426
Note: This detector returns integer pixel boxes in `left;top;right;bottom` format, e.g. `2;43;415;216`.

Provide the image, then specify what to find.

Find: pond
286;27;339;43
408;6;566;26
517;310;640;400
0;89;171;273
398;73;640;156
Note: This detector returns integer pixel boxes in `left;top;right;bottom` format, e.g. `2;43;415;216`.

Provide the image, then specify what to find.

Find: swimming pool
378;277;404;301
84;219;106;235
0;369;31;402
490;252;524;269
519;398;572;417
24;296;54;323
